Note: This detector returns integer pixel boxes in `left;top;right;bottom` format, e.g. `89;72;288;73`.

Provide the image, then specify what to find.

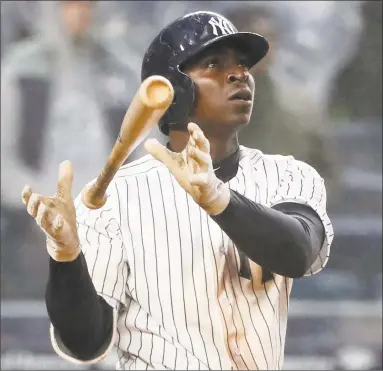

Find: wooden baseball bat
81;75;174;209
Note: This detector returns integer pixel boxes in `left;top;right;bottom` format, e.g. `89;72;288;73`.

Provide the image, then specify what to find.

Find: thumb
145;138;194;194
56;160;74;201
145;139;178;169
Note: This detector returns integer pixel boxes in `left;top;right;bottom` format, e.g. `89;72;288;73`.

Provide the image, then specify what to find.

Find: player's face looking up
182;42;255;136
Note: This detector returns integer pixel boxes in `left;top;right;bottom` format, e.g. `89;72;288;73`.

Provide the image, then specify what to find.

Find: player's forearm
45;252;113;360
211;190;324;278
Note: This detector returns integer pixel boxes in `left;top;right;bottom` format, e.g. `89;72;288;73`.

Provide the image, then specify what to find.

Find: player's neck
209;135;239;165
168;130;239;165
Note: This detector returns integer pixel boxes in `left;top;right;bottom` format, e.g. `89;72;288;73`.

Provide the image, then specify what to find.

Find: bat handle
81;160;119;209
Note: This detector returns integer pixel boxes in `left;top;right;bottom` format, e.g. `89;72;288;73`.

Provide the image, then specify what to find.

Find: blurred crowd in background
1;1;382;370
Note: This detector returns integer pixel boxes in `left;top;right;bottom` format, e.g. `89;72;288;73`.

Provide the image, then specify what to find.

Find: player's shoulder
239;145;322;177
240;145;291;169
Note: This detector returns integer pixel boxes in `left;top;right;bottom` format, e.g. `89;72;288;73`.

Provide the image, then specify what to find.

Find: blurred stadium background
1;1;381;370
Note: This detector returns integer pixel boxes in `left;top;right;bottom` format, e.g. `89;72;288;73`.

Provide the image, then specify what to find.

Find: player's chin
226;110;252;127
228;101;253;121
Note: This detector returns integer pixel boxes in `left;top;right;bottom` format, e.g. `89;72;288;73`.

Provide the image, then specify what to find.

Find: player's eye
238;58;251;70
204;58;220;68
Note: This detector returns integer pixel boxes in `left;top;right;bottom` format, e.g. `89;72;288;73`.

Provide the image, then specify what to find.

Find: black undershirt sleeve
211;189;325;279
45;252;114;360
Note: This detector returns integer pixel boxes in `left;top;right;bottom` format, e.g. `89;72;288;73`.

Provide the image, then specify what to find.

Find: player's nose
226;66;249;84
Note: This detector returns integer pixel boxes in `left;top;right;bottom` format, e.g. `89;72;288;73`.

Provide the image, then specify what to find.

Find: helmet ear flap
159;72;197;135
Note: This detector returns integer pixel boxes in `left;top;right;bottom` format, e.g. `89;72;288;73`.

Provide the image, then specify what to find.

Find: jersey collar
213;147;240;183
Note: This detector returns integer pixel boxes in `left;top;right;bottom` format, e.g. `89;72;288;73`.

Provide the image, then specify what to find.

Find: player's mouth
229;88;253;113
228;89;253;103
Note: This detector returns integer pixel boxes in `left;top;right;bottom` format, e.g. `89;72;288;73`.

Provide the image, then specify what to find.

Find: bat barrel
81;76;174;209
139;75;174;109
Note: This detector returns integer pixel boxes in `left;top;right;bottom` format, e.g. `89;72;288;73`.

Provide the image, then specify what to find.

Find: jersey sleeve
75;193;128;310
269;158;334;276
50;182;128;365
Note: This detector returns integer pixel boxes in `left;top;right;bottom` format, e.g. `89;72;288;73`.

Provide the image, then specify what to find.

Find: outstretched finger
188;146;211;172
27;193;44;217
188;123;210;153
145;139;181;169
56;160;74;201
21;185;32;205
36;203;49;231
145;139;196;194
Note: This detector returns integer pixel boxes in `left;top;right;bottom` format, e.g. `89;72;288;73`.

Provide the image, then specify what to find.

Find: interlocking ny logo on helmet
141;11;269;135
208;16;236;36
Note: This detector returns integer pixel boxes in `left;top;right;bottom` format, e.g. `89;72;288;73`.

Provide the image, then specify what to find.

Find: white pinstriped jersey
51;146;334;370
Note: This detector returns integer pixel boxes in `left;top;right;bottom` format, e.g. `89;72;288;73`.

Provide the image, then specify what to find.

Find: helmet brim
179;32;269;70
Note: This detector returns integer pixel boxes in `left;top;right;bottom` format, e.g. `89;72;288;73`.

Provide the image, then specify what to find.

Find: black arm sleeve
211;190;325;278
45;252;114;360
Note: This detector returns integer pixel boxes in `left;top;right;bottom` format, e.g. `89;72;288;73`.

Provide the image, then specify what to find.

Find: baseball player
21;11;334;370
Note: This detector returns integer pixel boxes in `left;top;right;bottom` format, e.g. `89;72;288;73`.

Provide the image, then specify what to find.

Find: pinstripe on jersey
50;146;334;370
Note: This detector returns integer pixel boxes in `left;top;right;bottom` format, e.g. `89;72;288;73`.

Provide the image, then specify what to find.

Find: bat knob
81;185;107;210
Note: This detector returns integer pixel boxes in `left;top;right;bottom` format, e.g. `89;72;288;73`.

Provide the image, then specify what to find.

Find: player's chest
122;167;257;252
121;166;275;286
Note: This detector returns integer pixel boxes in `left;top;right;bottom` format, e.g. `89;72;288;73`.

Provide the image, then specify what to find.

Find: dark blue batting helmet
141;11;269;135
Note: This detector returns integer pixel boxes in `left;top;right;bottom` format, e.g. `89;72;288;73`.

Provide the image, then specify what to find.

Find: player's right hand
145;122;230;215
21;160;81;262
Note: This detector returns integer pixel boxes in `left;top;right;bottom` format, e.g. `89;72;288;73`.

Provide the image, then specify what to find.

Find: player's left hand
145;122;230;215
